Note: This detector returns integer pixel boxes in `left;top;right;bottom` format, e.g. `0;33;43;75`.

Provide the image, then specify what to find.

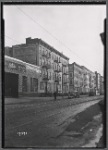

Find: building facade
81;66;96;94
5;37;69;94
5;55;41;97
95;71;101;95
100;76;104;95
69;62;96;94
69;63;83;94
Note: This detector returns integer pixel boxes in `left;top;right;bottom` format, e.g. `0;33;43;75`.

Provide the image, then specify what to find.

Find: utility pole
98;18;106;148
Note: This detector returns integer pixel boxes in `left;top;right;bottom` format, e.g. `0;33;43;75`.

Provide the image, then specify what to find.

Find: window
51;62;53;69
22;76;27;92
30;78;38;92
70;80;72;85
48;72;51;80
50;72;52;80
48;52;51;58
47;82;51;92
52;53;54;60
40;82;44;90
70;72;73;78
52;63;54;69
39;58;42;66
75;80;78;85
53;73;55;80
58;84;61;90
54;63;56;70
79;71;82;75
59;57;61;62
45;50;47;55
43;48;45;55
30;78;33;92
59;76;61;82
39;48;42;55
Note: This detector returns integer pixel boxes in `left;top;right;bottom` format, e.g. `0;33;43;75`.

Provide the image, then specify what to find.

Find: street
4;95;104;148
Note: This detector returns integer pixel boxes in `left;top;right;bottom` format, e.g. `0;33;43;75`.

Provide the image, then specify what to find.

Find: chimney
26;37;31;44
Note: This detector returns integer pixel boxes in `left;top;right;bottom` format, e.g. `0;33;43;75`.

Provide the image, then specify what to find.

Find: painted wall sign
5;60;26;74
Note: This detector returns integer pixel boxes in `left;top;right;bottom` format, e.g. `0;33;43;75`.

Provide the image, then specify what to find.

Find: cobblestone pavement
4;95;104;148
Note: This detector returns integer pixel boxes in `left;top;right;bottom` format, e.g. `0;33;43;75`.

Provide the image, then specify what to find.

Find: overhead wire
15;6;97;71
5;35;20;43
5;5;98;71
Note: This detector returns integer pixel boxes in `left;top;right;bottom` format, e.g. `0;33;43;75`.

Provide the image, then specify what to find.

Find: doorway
5;72;18;98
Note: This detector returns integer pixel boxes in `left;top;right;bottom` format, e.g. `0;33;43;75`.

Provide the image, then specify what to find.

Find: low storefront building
5;55;41;97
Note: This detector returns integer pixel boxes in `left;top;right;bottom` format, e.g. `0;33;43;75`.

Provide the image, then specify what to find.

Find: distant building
81;66;96;94
69;62;96;94
69;62;83;94
5;47;13;57
95;71;101;95
5;37;69;94
100;76;104;95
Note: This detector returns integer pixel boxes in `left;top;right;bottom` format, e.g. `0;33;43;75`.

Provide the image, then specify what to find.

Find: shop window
30;78;33;92
33;78;38;92
22;76;27;92
30;78;38;92
47;83;51;92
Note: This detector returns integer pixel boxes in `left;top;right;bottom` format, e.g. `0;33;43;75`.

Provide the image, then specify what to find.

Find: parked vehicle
73;91;80;98
68;91;80;99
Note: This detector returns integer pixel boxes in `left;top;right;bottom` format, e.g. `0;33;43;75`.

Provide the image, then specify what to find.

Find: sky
3;5;106;76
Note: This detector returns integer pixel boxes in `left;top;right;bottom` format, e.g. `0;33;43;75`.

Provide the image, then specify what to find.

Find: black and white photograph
2;2;106;148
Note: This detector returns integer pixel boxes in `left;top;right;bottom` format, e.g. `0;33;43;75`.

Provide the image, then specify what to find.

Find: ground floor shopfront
69;85;96;95
38;81;69;95
5;56;40;98
5;56;69;98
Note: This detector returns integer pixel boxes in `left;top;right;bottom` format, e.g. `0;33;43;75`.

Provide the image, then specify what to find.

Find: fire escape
41;51;51;94
62;63;69;93
54;57;62;93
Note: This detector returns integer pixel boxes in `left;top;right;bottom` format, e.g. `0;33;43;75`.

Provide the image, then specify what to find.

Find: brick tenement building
69;62;100;94
69;62;83;94
81;66;96;94
100;76;104;95
95;71;101;95
5;37;69;94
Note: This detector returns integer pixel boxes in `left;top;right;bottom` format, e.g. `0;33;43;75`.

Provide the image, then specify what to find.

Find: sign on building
5;60;26;74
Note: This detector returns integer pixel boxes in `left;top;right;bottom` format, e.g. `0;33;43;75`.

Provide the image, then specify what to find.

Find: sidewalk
4;96;68;105
4;95;103;105
57;102;104;147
